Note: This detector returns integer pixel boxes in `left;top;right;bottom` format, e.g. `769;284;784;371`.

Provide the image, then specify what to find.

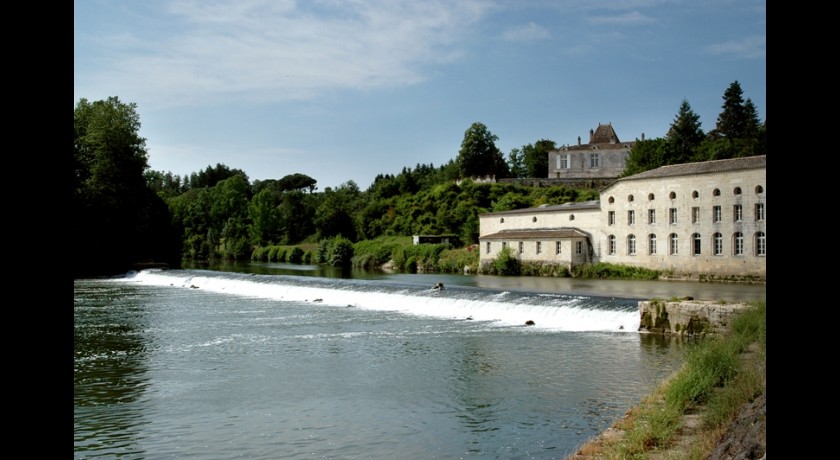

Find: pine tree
666;99;705;163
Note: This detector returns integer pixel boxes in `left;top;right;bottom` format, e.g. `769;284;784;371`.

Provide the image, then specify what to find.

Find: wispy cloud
501;22;550;42
706;35;766;59
586;11;655;25
75;0;493;108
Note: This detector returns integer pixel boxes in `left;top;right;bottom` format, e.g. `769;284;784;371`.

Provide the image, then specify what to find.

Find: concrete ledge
638;299;752;335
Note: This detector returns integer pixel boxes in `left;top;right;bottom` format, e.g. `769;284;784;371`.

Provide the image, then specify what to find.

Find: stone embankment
638;298;752;335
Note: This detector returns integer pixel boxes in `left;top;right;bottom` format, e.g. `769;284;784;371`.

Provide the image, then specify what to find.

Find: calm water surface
74;264;765;459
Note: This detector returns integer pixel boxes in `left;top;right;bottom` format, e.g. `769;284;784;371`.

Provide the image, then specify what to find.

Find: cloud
586;11;655;25
706;35;766;59
501;22;550;42
75;0;492;108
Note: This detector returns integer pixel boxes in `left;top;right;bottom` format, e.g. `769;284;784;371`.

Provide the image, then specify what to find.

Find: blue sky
74;0;766;191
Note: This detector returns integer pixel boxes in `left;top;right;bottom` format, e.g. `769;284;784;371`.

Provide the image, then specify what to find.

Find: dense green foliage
73;97;181;277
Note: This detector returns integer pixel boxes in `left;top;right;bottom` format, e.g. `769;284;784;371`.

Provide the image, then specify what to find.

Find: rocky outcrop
638;299;752;335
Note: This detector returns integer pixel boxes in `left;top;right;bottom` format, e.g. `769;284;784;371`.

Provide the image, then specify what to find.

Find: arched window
669;191;677;200
500;218;504;223
755;185;764;194
608;235;616;255
733;232;744;256
648;193;655;201
713;188;721;197
755;232;766;256
628;194;634;202
608;196;615;204
648;234;657;255
669;233;679;255
734;187;742;195
627;234;636;255
713;233;723;256
692;233;701;256
569;214;575;221
532;216;537;222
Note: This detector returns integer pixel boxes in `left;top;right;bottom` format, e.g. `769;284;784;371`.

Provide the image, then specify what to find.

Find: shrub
489;245;521;276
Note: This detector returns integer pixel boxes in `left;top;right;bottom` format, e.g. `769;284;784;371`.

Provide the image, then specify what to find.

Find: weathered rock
638;300;751;335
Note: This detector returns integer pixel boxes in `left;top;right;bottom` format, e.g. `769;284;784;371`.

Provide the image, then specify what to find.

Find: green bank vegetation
570;301;766;459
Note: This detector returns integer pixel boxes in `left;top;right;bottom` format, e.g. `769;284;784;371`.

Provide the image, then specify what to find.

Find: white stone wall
477;164;766;279
598;169;766;278
547;148;630;179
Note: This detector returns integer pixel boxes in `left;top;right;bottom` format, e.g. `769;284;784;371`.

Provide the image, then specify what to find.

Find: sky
74;0;766;191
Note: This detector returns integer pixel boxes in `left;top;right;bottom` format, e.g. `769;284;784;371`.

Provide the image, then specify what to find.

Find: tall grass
570;300;766;459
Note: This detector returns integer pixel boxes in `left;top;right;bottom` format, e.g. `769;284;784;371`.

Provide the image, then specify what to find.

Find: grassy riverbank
569;301;766;459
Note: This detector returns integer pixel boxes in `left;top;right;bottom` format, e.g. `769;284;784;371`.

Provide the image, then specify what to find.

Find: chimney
641;133;645;141
589;129;594;142
577;136;581;146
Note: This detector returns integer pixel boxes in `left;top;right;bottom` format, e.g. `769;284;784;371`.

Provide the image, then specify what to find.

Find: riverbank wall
638;299;752;335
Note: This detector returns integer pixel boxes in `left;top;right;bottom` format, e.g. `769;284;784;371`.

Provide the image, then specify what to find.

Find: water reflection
74;283;152;458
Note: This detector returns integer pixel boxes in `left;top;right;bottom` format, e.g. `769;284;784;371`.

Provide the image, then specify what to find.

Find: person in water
433;282;444;290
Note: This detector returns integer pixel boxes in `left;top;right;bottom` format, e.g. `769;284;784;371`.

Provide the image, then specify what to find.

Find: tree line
73;81;764;277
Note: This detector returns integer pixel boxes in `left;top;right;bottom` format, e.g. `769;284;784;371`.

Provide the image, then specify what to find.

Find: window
627;210;635;225
569;214;575;221
755;185;764;194
669;191;676;200
669;208;677;224
500;218;505;223
558;154;570;169
589;153;600;168
713;188;721;196
576;241;583;255
628;194;634;202
692;207;700;224
733;232;744;256
755;232;766;256
608;196;615;204
714;233;723;255
649;234;657;255
713;206;722;222
608;211;615;225
536;241;542;254
693;233;701;256
518;242;524;253
532;216;537;222
692;191;699;199
734;187;742;195
755;203;765;221
734;205;743;222
648;193;655;201
486;242;491;254
628;235;636;255
669;233;678;255
608;235;616;255
648;209;656;224
555;241;561;255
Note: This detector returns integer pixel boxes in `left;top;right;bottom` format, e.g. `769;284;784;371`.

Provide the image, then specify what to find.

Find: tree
712;81;749;140
456;122;509;180
74;96;181;276
277;173;318;193
622;138;669;176
666;99;705;164
522;139;555;178
507;148;526;178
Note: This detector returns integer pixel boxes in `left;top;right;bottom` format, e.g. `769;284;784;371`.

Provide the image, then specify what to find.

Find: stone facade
478;155;766;280
638;299;753;335
547;123;638;180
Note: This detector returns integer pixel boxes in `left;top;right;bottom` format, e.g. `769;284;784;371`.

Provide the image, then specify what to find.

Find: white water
119;269;640;332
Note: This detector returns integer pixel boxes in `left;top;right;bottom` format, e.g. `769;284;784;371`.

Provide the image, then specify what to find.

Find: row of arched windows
607;185;764;204
607;232;766;257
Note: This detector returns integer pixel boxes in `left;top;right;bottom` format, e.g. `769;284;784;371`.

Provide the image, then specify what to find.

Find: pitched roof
479;200;600;217
591;123;620;144
621;155;766;182
480;228;590;240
